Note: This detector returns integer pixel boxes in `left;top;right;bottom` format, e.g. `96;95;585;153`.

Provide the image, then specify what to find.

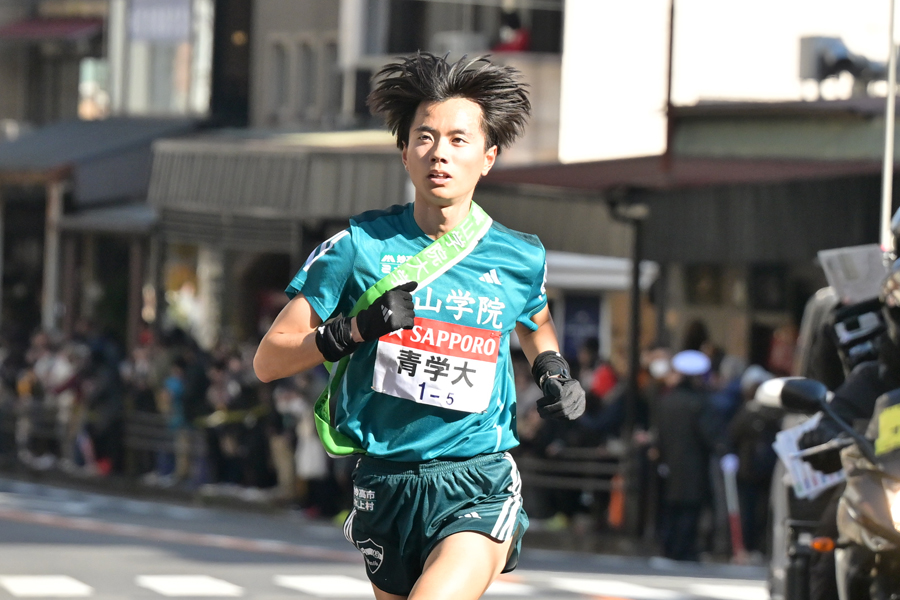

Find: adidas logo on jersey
478;269;502;285
459;512;482;519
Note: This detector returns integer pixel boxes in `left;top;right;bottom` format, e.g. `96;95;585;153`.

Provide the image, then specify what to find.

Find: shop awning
545;251;658;291
0;18;103;42
0;117;197;203
484;154;883;193
148;130;405;222
484;154;888;264
147;130;407;252
58;204;158;235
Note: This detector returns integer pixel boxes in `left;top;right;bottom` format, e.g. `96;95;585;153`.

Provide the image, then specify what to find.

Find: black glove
315;317;357;363
531;350;586;420
315;281;417;362
355;281;417;341
798;421;844;474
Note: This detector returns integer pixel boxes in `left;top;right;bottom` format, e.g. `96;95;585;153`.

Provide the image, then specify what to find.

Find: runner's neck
413;198;473;240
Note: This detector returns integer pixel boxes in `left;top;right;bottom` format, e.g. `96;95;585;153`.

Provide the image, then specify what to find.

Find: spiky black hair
367;52;531;152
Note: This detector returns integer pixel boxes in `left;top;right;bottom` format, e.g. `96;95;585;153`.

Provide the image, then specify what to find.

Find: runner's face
402;98;497;208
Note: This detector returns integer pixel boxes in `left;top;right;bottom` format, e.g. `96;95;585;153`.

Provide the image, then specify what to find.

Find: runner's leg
407;531;514;600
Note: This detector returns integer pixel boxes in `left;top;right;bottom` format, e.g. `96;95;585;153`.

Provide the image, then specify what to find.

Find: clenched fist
531;350;586;420
356;281;417;341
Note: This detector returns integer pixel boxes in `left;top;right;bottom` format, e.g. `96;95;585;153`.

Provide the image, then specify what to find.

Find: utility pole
608;191;650;438
608;191;650;537
882;0;897;253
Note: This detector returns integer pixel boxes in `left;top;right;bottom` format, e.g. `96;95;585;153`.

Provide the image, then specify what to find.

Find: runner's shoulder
488;221;544;255
350;204;408;229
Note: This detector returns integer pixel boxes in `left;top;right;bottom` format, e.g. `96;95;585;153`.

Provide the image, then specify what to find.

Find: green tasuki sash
314;202;493;456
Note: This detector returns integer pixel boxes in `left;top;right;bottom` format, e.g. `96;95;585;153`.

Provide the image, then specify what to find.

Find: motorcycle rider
797;259;900;600
801;261;900;473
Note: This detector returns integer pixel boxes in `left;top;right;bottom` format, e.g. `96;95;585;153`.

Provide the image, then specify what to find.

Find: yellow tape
875;404;900;456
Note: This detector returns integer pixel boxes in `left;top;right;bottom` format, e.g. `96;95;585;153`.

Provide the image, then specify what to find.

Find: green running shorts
342;451;528;596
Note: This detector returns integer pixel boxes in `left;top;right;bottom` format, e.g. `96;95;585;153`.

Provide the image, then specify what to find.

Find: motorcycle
759;377;900;600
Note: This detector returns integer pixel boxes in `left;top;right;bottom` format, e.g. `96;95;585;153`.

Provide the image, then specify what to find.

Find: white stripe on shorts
491;496;515;540
499;453;522;539
343;509;357;544
498;495;521;540
490;453;523;541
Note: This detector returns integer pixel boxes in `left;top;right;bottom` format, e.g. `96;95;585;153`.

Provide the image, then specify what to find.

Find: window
120;0;214;116
322;41;342;120
267;33;341;127
685;265;724;306
79;58;110;120
271;42;289;112
297;41;316;118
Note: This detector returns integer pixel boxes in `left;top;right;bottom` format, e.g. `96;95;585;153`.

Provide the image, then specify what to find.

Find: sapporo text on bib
371;317;501;413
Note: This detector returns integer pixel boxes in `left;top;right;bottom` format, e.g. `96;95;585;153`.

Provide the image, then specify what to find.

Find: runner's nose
431;139;450;163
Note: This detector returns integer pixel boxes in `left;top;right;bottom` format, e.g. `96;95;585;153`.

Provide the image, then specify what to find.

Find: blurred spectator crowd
512;318;788;564
0;321;353;518
0;317;792;562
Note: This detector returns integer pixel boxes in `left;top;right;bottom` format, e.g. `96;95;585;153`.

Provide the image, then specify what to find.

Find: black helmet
830;297;885;374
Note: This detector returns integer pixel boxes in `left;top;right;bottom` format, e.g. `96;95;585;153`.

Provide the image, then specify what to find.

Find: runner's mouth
428;172;451;182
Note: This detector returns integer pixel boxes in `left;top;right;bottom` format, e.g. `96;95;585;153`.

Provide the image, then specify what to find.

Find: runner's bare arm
253;293;363;382
514;305;560;365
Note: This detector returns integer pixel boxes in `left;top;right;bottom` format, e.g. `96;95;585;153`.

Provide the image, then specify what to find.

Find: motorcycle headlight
886;484;900;531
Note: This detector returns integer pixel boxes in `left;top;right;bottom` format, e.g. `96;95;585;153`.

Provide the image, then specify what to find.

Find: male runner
254;53;585;600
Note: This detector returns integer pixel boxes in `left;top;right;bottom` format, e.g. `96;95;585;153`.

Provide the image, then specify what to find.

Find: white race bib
371;317;501;413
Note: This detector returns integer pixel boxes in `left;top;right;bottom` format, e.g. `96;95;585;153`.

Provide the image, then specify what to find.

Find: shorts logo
356;538;385;573
353;486;375;511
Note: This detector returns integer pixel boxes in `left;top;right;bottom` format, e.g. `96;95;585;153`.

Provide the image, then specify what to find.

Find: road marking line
688;583;768;600
272;575;537;598
0;506;358;562
550;578;682;599
136;575;243;597
274;575;374;597
484;580;536;595
0;575;93;597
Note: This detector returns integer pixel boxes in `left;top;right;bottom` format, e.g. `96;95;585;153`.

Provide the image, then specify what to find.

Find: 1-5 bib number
371;317;500;413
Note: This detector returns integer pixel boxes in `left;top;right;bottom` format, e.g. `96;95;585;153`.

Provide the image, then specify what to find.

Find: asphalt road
0;477;766;599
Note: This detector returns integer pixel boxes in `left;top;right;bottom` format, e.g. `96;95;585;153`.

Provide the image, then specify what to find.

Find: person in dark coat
656;350;729;561
728;365;780;554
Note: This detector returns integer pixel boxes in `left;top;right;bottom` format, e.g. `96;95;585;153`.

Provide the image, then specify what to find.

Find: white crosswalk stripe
550;577;682;599
484;580;536;596
688;583;768;600
274;575;373;597
135;575;244;597
0;576;93;598
0;572;766;599
272;575;537;598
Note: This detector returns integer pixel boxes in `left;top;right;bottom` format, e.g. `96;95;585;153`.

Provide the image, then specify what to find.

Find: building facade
145;0;579;351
